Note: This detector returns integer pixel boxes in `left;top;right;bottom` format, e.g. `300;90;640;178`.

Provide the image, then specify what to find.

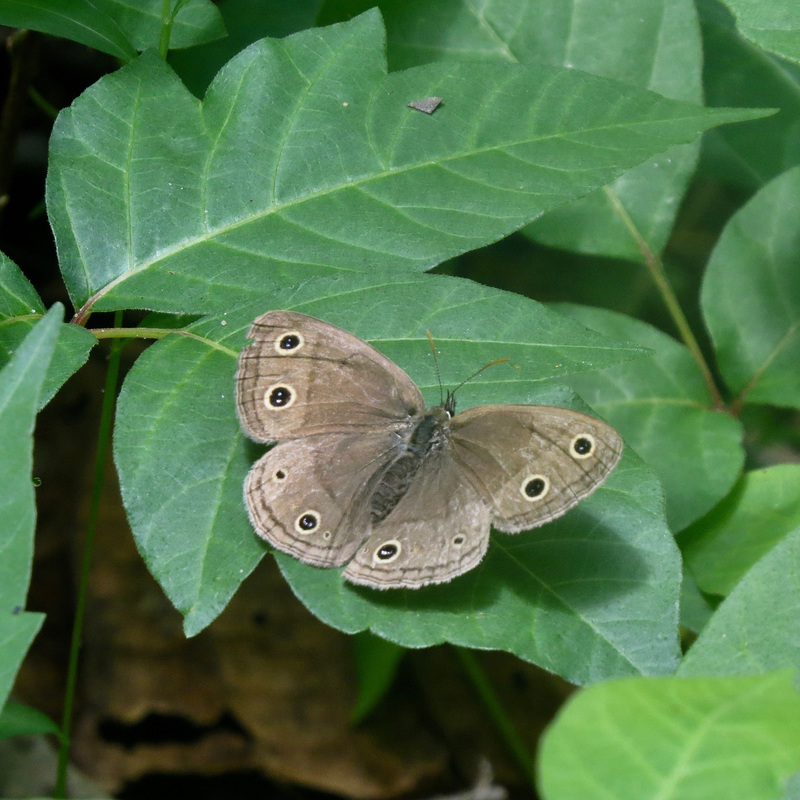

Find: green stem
91;326;237;357
28;86;59;119
454;647;535;789
7;316;238;356
603;187;725;410
158;0;175;59
54;311;125;798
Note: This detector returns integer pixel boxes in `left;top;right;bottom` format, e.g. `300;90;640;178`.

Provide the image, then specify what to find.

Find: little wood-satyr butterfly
236;311;623;589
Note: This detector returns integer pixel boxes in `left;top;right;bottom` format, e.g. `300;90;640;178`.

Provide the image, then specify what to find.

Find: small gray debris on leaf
408;96;443;114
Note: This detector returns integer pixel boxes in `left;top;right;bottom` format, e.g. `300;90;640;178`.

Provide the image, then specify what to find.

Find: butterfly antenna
426;329;445;406
451;358;511;396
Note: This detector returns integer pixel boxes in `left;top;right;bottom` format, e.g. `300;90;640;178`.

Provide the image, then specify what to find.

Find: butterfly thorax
370;405;451;525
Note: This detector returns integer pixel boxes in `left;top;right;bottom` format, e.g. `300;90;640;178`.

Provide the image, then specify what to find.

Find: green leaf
553;304;744;531
522;0;703;261
700;1;800;189
680;465;800;597
169;0;322;97
680;528;800;677
0;0;137;59
720;0;800;66
350;633;405;723
0;305;62;606
110;0;226;51
0;321;96;411
0;614;45;712
701;166;800;410
329;0;703;261
276;433;678;683
680;569;714;634
0;0;225;57
0;306;61;710
47;11;770;318
538;671;800;800
0;255;96;407
0;251;44;318
0;702;60;740
114;272;679;681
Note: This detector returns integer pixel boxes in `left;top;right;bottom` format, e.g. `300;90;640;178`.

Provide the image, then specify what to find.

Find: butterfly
236;311;623;589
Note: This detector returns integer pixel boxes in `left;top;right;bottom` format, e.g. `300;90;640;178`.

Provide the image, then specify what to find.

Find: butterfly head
425;329;509;418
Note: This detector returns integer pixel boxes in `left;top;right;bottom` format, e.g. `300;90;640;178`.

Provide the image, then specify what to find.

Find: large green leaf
538;671;800;800
47;11;768;318
680;465;800;596
720;0;800;65
102;0;226;51
0;0;136;59
680;527;800;677
170;0;323;97
522;0;703;261
322;0;704;261
0;254;96;409
0;306;61;710
701;166;800;410
700;0;800;189
0;0;224;58
276;437;677;684
114;272;681;681
553;304;743;531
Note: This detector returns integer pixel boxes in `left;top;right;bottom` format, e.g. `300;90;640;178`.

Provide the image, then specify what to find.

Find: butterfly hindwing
245;431;401;567
342;451;492;589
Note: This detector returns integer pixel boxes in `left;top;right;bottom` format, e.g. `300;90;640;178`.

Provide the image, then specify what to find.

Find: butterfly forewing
236;311;424;443
449;405;623;532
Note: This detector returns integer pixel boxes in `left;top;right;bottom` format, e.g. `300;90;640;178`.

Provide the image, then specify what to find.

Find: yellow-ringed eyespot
571;433;596;459
264;384;296;409
374;539;402;563
294;510;320;534
521;474;549;501
274;330;304;354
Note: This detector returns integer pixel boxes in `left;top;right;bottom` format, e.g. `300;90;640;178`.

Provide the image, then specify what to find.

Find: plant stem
158;0;175;59
54;311;125;798
454;647;535;790
91;326;237;357
603;187;725;410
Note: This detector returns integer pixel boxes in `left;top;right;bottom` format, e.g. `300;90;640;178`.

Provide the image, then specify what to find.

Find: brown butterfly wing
449;405;623;532
342;451;492;589
236;310;425;443
245;431;402;567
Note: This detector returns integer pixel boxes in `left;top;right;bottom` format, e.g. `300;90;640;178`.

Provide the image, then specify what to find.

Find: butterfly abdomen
370;408;449;525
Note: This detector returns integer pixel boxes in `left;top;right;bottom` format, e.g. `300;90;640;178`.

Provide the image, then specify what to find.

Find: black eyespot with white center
265;384;296;409
571;433;596;459
374;539;402;563
521;474;549;501
294;510;320;534
274;330;304;354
